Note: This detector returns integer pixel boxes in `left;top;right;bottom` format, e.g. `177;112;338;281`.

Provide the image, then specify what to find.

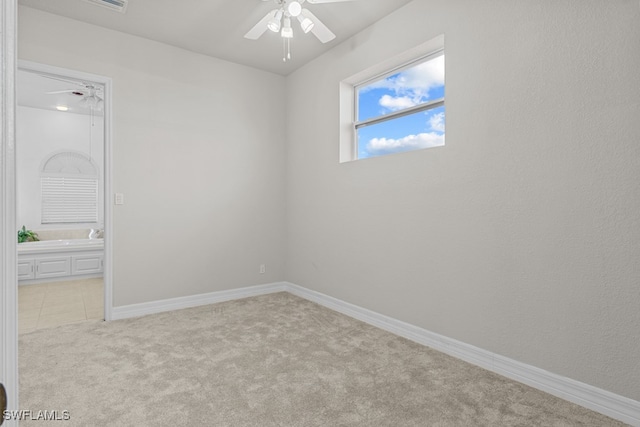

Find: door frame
2;8;115;423
1;0;18;424
17;60;114;322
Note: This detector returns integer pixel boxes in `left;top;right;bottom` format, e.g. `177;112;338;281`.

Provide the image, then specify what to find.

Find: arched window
40;151;99;224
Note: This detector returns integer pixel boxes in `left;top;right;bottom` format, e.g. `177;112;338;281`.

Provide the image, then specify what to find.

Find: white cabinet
18;250;103;284
18;259;35;280
72;254;103;275
35;257;71;279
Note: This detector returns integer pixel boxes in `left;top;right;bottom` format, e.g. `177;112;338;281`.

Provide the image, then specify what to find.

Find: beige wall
18;6;287;306
285;0;640;401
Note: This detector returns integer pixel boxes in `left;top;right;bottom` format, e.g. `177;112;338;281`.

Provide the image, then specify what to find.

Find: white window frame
340;34;445;163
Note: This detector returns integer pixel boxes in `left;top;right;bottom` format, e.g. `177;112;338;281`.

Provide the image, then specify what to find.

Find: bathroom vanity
17;239;104;284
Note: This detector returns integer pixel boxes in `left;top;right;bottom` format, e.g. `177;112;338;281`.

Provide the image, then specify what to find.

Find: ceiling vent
82;0;128;13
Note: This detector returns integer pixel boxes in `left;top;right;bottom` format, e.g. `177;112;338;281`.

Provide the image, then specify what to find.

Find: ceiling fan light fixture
56;105;69;112
297;13;314;33
245;0;342;61
267;10;283;32
281;17;293;38
287;1;302;17
79;99;91;109
79;92;103;111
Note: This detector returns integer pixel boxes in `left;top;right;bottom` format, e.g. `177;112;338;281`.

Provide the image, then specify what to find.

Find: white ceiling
18;0;413;76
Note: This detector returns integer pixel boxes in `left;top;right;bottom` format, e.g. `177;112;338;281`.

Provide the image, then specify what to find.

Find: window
40;151;99;224
340;35;445;162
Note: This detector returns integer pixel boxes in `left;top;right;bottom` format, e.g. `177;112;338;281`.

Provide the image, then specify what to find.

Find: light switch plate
114;193;124;205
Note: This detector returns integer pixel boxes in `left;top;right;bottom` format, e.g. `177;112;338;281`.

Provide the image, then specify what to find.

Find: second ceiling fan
44;75;104;111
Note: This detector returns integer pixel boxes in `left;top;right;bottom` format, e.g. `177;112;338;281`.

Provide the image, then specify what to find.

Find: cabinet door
17;259;35;280
72;254;103;275
35;257;71;279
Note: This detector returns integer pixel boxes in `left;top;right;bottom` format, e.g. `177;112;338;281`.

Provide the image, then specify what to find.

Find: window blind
41;176;98;224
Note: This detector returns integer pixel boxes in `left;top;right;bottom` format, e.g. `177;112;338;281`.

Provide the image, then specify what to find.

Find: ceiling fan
43;75;104;111
245;0;355;62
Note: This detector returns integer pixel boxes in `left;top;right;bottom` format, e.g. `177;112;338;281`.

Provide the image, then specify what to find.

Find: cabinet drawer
72;255;103;275
18;259;35;280
35;257;71;279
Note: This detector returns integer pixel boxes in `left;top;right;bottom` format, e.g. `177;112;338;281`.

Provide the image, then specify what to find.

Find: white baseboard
108;280;640;426
284;282;640;427
110;282;287;320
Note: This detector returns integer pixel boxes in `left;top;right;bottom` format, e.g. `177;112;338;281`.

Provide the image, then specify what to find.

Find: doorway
16;61;113;331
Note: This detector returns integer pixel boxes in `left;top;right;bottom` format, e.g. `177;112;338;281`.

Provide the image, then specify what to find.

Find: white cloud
378;95;418;111
366;132;445;156
364;55;445;97
365;55;445;115
392;55;445;93
428;112;445;132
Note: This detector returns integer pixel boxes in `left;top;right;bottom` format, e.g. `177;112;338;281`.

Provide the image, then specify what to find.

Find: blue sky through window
356;54;445;159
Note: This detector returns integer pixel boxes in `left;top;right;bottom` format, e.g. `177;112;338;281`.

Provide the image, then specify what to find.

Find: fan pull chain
89;107;94;161
282;38;292;62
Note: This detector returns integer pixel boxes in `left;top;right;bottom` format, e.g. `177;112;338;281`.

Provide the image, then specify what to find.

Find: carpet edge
111;282;288;320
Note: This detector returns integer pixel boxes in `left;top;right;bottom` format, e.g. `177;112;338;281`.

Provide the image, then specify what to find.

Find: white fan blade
306;0;355;3
244;9;277;40
303;9;335;43
46;90;79;94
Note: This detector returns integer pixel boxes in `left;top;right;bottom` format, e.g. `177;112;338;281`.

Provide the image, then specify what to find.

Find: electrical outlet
259;264;266;274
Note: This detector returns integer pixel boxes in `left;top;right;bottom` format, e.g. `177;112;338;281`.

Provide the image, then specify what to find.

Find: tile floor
18;278;104;334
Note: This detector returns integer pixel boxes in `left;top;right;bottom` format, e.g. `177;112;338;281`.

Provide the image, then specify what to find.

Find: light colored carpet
19;292;626;426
